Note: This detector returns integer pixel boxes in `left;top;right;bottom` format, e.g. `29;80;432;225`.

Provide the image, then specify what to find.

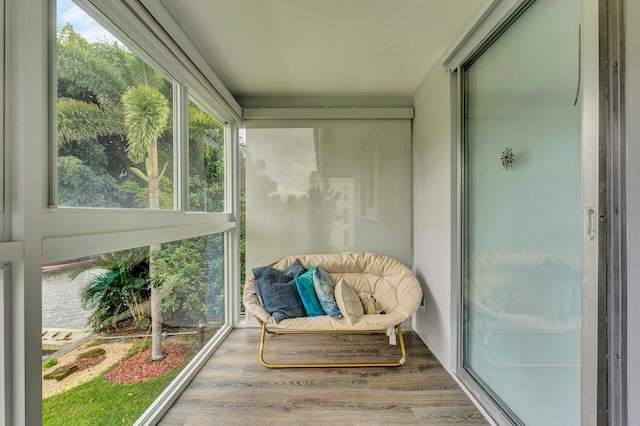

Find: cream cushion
244;252;423;331
335;279;364;324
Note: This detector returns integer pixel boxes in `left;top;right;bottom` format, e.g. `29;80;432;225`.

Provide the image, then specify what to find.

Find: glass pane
244;121;411;276
42;234;225;424
56;0;174;209
188;96;225;212
463;0;581;424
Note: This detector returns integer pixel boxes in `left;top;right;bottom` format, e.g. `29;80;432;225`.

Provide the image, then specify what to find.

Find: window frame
43;1;242;424
49;0;238;253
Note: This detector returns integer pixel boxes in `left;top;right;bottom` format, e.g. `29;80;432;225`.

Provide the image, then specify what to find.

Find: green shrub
81;255;150;332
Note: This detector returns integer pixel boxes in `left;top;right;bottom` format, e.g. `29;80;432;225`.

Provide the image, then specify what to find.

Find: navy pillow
252;259;306;323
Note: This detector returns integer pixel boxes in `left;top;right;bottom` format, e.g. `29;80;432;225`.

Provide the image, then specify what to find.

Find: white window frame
0;2;7;420
4;0;243;423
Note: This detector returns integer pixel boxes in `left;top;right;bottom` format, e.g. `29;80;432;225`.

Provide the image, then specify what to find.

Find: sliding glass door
462;0;583;424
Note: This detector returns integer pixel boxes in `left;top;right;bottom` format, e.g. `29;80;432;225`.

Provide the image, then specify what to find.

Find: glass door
462;0;582;424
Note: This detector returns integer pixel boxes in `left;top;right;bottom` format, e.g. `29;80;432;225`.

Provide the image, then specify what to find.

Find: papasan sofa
243;252;423;368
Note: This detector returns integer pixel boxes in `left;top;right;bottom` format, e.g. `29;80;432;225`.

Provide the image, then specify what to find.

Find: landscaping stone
44;364;79;381
77;347;106;359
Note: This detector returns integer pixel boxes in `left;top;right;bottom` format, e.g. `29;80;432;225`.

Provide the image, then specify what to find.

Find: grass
125;336;152;357
42;359;187;426
42;328;216;425
42;358;58;371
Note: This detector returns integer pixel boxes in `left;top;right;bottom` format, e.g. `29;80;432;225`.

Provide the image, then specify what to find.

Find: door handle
585;207;597;242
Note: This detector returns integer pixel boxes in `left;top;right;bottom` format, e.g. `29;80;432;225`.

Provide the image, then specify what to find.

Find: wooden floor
159;328;489;425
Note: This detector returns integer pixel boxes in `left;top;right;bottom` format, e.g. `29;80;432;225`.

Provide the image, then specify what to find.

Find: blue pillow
313;267;343;319
252;259;306;323
295;268;325;317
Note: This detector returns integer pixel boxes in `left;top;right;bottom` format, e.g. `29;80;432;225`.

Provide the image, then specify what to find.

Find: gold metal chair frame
258;322;407;368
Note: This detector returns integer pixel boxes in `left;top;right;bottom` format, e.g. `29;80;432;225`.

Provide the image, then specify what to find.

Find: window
188;95;225;212
56;6;174;209
42;1;239;424
41;234;225;423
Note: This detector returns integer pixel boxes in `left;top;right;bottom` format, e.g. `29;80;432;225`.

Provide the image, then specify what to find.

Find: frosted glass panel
244;120;411;272
463;0;582;424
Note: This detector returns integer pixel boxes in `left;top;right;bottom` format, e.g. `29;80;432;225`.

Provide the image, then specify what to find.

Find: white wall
411;65;455;370
626;0;640;420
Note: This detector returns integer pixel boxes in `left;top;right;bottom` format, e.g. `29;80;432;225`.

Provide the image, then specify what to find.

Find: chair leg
258;322;408;369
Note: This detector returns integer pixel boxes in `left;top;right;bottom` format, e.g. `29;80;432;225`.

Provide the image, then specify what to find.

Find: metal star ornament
501;147;515;170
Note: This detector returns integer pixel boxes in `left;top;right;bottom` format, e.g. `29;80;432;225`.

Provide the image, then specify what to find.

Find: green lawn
42;366;184;426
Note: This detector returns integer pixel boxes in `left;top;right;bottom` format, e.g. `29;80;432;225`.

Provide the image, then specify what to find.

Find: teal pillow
313;267;343;319
295;268;325;317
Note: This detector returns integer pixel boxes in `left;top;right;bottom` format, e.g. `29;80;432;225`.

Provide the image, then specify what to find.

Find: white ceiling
155;0;482;97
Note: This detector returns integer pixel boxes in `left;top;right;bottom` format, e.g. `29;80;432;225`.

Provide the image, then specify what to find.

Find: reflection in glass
244;122;411;274
463;0;582;424
41;234;224;423
56;1;174;209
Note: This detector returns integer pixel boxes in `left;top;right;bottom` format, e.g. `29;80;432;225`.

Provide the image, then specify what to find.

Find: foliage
58;25;229;339
55;24;227;213
81;259;151;332
56;24;174;210
126;337;152;358
42;358;58;371
57;99;124;144
153;234;225;324
187;102;225;212
121;84;170;163
42;362;187;426
57;156;117;208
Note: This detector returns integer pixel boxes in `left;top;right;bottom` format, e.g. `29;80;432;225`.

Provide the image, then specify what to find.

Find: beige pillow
335;279;364;324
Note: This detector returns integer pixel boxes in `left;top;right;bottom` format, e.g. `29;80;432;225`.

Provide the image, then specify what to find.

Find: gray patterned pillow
312;267;342;319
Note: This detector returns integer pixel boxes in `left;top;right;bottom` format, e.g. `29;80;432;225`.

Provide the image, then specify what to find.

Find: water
42;267;107;329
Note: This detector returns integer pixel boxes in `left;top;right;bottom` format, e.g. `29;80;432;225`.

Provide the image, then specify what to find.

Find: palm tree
57;25;225;359
57;24;170;359
122;85;169;359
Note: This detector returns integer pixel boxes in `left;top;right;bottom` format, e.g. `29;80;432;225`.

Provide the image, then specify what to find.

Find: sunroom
3;0;638;425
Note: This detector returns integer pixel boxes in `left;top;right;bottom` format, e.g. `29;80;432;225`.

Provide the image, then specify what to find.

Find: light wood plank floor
159;328;489;425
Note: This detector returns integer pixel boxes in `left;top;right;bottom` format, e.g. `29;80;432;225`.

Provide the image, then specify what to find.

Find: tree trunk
149;140;160;210
150;244;163;360
149;140;163;359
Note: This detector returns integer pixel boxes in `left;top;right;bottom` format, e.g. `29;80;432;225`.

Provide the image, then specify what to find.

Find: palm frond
158;161;169;181
126;56;167;91
57;39;128;109
121;85;170;163
57;98;125;144
130;166;149;182
188;104;224;147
